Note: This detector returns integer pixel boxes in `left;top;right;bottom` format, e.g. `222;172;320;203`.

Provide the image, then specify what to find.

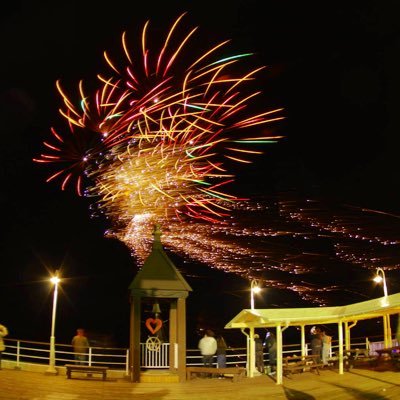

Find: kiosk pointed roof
129;225;192;298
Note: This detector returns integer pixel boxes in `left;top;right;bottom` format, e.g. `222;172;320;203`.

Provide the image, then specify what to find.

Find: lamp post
46;270;60;375
250;279;261;310
373;268;391;348
374;267;388;298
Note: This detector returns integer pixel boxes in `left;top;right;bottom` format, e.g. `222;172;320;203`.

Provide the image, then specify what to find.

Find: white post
16;341;21;370
249;327;255;377
125;349;130;376
276;325;283;385
338;321;343;375
174;343;178;368
300;325;306;357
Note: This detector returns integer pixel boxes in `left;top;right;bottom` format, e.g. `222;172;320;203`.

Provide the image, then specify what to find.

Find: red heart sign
145;318;163;334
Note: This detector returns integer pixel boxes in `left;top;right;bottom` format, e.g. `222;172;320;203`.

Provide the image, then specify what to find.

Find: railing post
174;343;178;368
125;349;130;376
16;340;21;370
88;347;92;366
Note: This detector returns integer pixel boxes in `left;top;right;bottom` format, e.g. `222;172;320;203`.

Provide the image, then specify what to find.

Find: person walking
254;334;264;374
72;328;89;365
0;324;8;370
198;329;217;375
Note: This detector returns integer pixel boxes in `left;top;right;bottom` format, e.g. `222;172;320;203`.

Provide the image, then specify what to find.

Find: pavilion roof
225;292;400;329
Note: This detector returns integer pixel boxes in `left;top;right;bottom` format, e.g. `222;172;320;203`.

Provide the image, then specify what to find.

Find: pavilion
225;292;400;384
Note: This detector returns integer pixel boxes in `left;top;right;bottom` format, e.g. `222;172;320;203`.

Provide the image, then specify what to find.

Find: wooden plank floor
0;367;400;399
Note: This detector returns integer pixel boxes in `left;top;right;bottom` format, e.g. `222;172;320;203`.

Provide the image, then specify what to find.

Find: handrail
1;334;385;372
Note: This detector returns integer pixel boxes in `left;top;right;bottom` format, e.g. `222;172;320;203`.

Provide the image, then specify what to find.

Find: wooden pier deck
0;367;399;399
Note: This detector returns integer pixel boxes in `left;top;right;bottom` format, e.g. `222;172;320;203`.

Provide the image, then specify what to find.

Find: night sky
1;1;400;348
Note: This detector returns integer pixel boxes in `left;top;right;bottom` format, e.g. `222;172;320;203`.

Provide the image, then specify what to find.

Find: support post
177;297;186;382
130;296;141;382
248;327;255;377
276;325;283;385
300;325;306;357
169;300;177;372
338;321;344;375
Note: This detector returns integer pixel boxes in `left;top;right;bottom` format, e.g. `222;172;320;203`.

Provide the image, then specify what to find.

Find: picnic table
345;348;376;370
282;354;323;377
375;345;400;370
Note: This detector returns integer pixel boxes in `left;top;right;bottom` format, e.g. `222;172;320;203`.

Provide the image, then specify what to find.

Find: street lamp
373;267;391;347
374;267;388;298
46;270;60;375
250;279;261;310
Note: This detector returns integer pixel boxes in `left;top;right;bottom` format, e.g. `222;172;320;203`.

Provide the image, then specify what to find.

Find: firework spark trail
106;196;400;305
279;199;400;268
34;13;283;259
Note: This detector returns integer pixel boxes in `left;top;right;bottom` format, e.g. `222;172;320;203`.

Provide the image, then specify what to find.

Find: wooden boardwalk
0;367;400;399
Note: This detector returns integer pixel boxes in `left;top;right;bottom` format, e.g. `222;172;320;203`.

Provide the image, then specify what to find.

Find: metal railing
2;335;383;372
3;339;130;373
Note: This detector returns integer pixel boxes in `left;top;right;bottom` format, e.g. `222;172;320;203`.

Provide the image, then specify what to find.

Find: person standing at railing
198;329;217;375
264;330;277;375
216;334;227;368
0;324;8;369
72;328;89;365
321;329;332;366
310;326;322;364
254;334;264;374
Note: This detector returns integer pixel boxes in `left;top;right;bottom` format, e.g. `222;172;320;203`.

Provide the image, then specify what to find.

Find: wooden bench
65;364;108;380
283;355;323;377
186;366;246;382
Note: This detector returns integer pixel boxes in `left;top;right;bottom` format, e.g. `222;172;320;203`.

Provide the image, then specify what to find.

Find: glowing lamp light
250;279;261;310
374;267;388;298
50;276;60;285
252;286;261;294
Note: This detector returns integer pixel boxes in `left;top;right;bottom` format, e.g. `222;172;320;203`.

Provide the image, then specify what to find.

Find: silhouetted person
0;324;8;370
310;326;322;364
216;334;227;368
72;328;89;365
254;334;264;373
264;330;277;374
321;329;332;366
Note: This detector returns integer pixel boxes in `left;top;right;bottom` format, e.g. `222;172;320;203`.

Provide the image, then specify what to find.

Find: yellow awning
225;292;400;329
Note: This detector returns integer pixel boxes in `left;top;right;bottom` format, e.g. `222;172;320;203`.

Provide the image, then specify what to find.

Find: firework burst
34;13;283;260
